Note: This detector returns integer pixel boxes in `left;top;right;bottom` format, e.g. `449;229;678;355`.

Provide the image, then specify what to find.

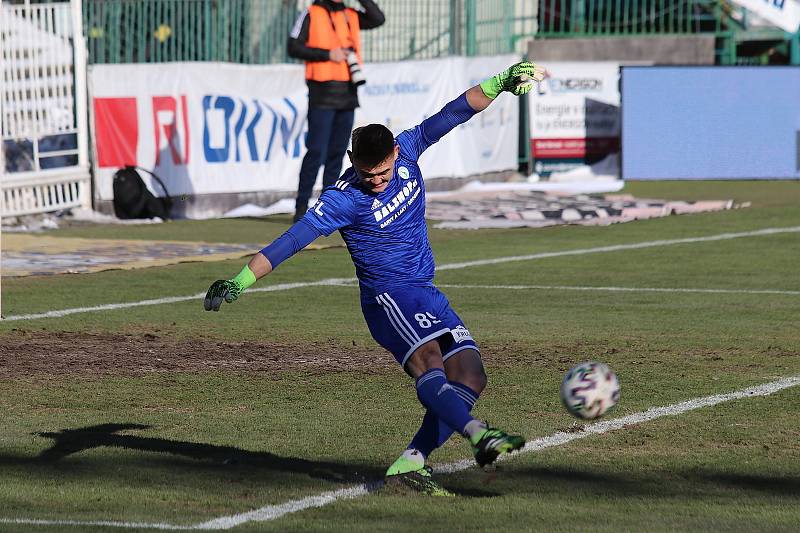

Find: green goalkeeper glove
480;61;546;99
203;265;257;312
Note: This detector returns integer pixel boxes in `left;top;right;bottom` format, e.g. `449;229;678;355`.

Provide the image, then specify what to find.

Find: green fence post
449;0;459;55
518;75;532;174
465;0;476;56
503;0;513;53
208;0;214;61
571;0;585;34
790;30;800;66
715;31;735;65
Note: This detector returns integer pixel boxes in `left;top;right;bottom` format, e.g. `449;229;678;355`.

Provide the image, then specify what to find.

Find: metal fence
49;0;800;67
83;0;295;64
83;0;537;64
536;0;721;36
535;0;741;64
83;0;764;66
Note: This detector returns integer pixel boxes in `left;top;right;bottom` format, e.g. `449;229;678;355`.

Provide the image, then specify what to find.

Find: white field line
194;483;381;530
0;519;192;530
3;226;799;322
437;375;800;474
6;281;795;324
1;278;357;322
436;284;800;296
435;225;800;271
3;375;798;530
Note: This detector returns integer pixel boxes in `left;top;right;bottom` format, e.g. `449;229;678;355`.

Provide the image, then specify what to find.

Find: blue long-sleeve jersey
262;92;477;300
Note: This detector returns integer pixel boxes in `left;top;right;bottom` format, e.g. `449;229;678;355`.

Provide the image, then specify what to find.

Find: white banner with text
89;56;520;204
528;61;622;175
359;54;520;179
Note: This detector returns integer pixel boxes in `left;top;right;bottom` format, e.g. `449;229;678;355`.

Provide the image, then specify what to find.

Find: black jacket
287;0;385;110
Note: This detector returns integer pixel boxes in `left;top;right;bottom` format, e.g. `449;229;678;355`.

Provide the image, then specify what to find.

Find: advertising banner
729;0;800;32
528;62;622;176
89;56;520;205
89;62;308;202
359;54;520;178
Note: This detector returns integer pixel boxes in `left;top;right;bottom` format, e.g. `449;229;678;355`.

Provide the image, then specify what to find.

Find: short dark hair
350;124;394;167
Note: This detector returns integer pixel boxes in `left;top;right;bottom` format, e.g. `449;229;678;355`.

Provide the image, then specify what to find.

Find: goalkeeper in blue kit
205;61;546;496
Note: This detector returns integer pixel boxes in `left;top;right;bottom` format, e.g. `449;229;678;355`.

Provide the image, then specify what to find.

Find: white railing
0;0;91;218
2;167;91;216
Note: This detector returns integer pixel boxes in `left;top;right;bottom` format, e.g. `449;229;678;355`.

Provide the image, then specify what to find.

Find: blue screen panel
621;67;800;180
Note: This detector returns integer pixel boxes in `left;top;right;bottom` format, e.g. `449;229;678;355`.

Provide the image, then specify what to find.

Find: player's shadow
685;471;800;495
31;423;380;484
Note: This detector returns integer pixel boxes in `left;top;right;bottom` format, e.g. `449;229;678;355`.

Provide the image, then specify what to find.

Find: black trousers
295;106;355;216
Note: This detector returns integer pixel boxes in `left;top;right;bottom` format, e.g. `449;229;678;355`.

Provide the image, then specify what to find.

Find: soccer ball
560;362;620;420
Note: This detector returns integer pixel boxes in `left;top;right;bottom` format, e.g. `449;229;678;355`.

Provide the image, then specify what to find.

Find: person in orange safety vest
288;0;385;222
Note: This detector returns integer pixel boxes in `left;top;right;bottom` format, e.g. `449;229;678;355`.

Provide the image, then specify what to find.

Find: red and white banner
89;56;520;206
89;62;308;202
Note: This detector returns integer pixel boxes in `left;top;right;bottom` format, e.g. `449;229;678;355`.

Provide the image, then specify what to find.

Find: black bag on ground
112;166;172;220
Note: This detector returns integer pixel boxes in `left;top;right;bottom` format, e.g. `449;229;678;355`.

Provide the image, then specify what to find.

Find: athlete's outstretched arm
203;220;321;311
204;187;357;312
398;60;545;160
467;61;546;112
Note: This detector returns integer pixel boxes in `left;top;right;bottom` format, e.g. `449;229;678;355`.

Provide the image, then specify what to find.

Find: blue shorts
361;285;480;367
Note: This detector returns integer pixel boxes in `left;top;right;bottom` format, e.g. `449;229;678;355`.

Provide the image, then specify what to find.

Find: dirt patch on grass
2;331;795;379
0;332;565;379
0;331;397;377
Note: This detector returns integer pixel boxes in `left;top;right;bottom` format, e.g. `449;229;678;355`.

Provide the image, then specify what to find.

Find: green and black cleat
470;426;525;467
385;456;455;497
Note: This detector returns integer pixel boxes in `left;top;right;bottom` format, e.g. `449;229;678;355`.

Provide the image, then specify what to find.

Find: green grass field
1;180;799;532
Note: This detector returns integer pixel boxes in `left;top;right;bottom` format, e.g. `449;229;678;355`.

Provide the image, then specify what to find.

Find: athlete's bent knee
469;370;488;394
444;349;487;393
405;340;444;378
458;368;486;394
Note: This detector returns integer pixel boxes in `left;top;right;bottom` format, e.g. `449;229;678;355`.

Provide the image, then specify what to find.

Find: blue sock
414;369;475;447
409;382;480;457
